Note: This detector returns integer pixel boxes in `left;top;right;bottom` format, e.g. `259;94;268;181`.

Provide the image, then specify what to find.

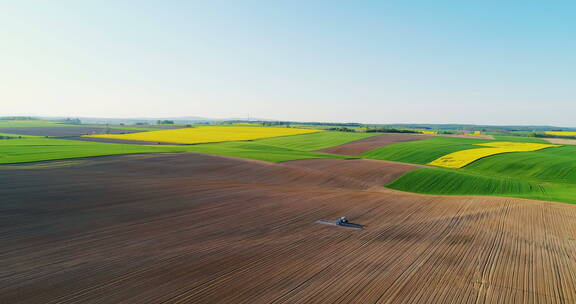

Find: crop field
3;123;576;303
428;142;559;168
545;137;576;145
388;144;576;203
362;136;491;164
387;168;571;202
0;131;373;164
545;131;576;137
0;126;141;137
0;120;76;128
254;131;378;151
2;153;576;304
318;133;432;155
85;126;321;144
0;136;166;164
491;135;548;143
420;130;438;134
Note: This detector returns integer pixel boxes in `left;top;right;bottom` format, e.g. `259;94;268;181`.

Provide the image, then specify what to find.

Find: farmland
2;153;576;303
3;122;576;303
0;126;141;137
428;142;559;168
318;133;432;155
0;131;371;164
85;126;321;144
0;120;77;128
545;131;576;137
362;136;491;164
388;143;576;203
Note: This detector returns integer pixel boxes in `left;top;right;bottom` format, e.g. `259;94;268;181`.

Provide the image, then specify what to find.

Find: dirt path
1;153;575;303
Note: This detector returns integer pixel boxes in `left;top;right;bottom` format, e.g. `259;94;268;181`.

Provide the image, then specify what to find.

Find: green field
387;144;576;204
0;131;367;164
357;134;576;204
491;135;548;143
255;131;378;151
0;120;76;128
0;133;35;138
361;137;491;164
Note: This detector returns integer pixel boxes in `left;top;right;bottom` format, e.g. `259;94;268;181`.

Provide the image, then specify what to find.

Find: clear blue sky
1;1;575;125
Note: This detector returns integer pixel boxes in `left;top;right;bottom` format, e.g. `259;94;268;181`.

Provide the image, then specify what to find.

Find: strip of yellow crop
428;142;560;168
421;131;438;135
472;131;481;135
545;131;576;137
84;126;321;144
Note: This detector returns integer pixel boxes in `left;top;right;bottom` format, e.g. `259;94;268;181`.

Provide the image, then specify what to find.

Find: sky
1;1;575;126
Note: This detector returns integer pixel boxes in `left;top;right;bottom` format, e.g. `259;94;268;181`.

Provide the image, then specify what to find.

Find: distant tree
327;127;355;132
365;128;419;134
157;120;174;125
1;116;36;120
62;118;81;125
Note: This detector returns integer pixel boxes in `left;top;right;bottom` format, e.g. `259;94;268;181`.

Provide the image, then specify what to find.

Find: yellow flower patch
85;126;321;144
545;131;576;137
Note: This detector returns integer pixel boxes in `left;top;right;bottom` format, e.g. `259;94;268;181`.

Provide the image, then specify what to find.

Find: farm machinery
316;217;364;229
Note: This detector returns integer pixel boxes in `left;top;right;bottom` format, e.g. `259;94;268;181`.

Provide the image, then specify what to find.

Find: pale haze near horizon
1;1;575;126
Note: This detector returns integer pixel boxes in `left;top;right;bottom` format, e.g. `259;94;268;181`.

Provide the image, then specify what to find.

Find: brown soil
1;153;575;303
286;158;427;188
544;138;576;145
317;133;432;155
0;126;141;137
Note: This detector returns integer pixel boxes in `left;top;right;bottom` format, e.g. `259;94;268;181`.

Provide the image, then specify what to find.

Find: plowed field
286;158;427;189
1;153;575;303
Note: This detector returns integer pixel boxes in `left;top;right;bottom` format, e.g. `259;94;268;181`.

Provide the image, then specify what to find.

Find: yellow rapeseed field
85;126;321;144
428;142;560;168
545;131;576;137
472;131;481;135
421;131;438;135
